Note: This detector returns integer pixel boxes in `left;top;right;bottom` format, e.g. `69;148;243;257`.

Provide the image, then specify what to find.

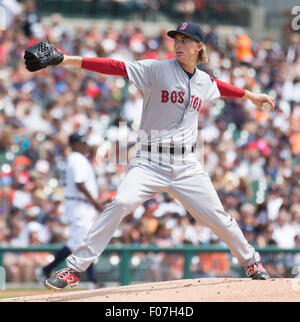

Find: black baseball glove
24;40;64;72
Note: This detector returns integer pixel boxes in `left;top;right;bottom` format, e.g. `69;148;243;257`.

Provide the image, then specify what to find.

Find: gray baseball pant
66;157;259;272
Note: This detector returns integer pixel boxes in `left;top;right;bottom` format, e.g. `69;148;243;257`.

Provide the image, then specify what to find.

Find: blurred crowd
0;0;300;282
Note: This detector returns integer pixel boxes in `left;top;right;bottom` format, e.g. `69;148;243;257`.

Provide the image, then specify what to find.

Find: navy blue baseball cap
69;132;87;144
167;22;205;43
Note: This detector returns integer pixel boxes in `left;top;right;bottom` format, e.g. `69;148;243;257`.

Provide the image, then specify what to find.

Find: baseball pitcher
24;22;273;290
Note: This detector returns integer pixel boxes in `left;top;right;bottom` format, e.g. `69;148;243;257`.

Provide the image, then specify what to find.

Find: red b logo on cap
179;22;188;30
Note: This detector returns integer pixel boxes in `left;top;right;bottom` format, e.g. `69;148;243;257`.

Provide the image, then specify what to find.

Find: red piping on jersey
81;57;245;98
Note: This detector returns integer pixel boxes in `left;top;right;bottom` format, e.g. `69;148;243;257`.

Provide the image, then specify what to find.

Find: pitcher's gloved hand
24;40;64;72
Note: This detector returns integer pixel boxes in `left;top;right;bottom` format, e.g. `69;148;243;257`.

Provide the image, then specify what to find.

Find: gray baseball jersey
125;58;220;147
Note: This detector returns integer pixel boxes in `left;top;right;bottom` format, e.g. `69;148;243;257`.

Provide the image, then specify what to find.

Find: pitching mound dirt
2;278;300;302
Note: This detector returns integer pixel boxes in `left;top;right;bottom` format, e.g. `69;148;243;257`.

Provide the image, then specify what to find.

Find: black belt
142;144;195;155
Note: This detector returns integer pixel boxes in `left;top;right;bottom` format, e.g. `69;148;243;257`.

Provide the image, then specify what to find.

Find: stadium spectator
198;237;231;277
273;208;298;249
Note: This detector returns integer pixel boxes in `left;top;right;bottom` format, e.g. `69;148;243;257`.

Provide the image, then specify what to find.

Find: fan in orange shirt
234;28;253;64
199;239;231;277
290;132;300;155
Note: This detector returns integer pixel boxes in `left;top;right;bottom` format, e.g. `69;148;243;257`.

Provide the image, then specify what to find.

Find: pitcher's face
174;34;203;66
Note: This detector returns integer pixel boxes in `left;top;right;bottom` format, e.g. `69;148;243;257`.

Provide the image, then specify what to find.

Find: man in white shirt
35;132;102;288
273;208;297;248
